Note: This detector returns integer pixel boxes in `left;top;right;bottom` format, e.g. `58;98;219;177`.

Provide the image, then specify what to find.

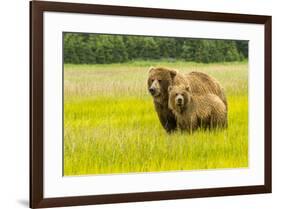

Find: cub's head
168;85;191;113
147;67;178;99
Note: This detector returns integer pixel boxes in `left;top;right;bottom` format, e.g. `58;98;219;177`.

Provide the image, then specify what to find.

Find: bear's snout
176;95;184;106
149;80;161;97
149;87;156;95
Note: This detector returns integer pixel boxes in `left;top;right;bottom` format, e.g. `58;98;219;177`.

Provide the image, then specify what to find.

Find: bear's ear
185;86;190;92
169;69;178;79
148;66;155;73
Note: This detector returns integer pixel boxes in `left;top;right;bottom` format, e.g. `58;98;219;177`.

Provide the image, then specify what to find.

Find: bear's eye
158;79;162;83
151;79;154;82
175;93;178;96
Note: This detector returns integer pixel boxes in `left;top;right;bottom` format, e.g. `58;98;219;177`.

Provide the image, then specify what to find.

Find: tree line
64;33;248;64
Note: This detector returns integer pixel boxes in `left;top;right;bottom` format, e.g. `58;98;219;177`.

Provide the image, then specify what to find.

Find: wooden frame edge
30;1;44;208
264;16;272;193
35;185;268;208
31;0;270;24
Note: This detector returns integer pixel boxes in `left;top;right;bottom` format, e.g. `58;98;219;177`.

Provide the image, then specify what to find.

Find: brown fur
168;85;227;132
147;67;227;133
185;71;228;110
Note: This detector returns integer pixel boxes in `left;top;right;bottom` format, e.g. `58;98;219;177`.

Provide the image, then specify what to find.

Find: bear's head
147;67;178;101
168;85;191;113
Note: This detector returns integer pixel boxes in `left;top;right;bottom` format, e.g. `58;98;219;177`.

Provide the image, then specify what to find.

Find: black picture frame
30;1;272;208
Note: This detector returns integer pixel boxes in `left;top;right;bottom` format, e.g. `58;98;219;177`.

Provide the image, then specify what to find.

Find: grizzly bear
147;66;227;133
168;85;227;132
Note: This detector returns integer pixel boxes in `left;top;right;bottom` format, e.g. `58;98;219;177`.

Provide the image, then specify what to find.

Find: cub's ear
148;66;155;73
168;86;173;93
185;86;190;92
169;69;178;79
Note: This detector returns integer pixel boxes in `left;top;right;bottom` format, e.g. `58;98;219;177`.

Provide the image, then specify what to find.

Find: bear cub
168;85;227;132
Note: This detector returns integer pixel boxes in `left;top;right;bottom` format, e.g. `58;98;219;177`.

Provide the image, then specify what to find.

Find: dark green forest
63;33;248;64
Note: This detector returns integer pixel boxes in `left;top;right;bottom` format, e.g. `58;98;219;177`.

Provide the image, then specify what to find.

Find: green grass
64;61;248;176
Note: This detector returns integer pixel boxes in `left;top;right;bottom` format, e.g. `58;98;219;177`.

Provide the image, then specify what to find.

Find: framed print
30;0;272;208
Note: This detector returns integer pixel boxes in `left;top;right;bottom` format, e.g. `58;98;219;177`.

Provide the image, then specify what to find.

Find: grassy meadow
64;61;248;176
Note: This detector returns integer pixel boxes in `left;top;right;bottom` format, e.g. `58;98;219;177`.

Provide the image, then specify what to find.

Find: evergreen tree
224;41;241;62
141;37;160;60
156;38;177;59
181;40;196;61
235;40;248;59
111;36;128;63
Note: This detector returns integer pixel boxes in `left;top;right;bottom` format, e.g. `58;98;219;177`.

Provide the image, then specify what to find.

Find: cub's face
168;85;190;113
147;67;177;99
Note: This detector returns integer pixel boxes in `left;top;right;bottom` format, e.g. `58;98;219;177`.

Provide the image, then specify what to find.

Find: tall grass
64;61;248;176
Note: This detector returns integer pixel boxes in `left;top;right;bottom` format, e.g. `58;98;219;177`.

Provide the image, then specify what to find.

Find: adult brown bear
147;67;227;133
168;85;227;132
